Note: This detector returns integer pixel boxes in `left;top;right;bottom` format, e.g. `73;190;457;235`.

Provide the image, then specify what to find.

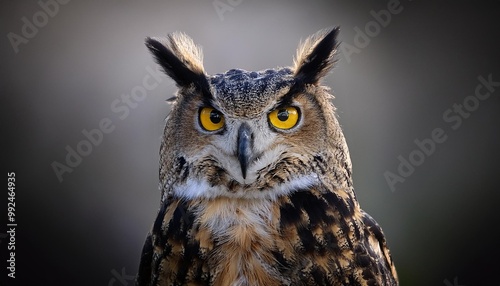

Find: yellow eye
268;106;300;130
199;107;225;131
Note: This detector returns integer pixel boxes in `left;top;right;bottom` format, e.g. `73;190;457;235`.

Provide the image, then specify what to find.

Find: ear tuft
293;27;339;85
145;32;206;88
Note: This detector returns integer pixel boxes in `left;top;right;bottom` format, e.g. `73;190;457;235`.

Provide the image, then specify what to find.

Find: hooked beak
237;123;253;179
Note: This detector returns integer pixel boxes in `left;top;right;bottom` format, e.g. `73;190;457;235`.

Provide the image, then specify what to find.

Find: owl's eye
199;107;225;131
268;106;300;130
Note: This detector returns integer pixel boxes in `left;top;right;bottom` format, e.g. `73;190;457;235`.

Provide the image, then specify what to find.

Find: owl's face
147;28;349;200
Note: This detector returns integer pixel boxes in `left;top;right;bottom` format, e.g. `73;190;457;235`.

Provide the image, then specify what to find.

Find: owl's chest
158;197;289;285
195;198;286;285
156;190;365;285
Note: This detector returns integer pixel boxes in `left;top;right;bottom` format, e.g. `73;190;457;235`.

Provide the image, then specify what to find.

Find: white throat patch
172;173;319;200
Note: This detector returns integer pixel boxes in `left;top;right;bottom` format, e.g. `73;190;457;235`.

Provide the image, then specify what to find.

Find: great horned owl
136;28;398;286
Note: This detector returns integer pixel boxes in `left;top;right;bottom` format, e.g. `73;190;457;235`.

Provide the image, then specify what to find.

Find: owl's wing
360;210;399;284
135;233;153;286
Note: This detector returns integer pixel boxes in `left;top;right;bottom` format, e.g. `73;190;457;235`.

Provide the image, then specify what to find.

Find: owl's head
146;28;352;200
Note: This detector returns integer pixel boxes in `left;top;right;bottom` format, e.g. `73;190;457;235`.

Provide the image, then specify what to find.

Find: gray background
2;1;499;285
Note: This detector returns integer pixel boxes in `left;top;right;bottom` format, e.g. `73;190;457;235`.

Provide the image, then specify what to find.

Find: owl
136;28;398;286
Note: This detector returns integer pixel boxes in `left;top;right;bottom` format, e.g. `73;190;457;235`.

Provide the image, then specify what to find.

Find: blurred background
1;1;499;285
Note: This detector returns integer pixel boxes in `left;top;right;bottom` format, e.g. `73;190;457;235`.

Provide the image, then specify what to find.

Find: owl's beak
237;123;253;179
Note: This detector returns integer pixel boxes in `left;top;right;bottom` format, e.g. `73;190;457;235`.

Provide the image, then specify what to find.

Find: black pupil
210;110;222;124
277;109;289;121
